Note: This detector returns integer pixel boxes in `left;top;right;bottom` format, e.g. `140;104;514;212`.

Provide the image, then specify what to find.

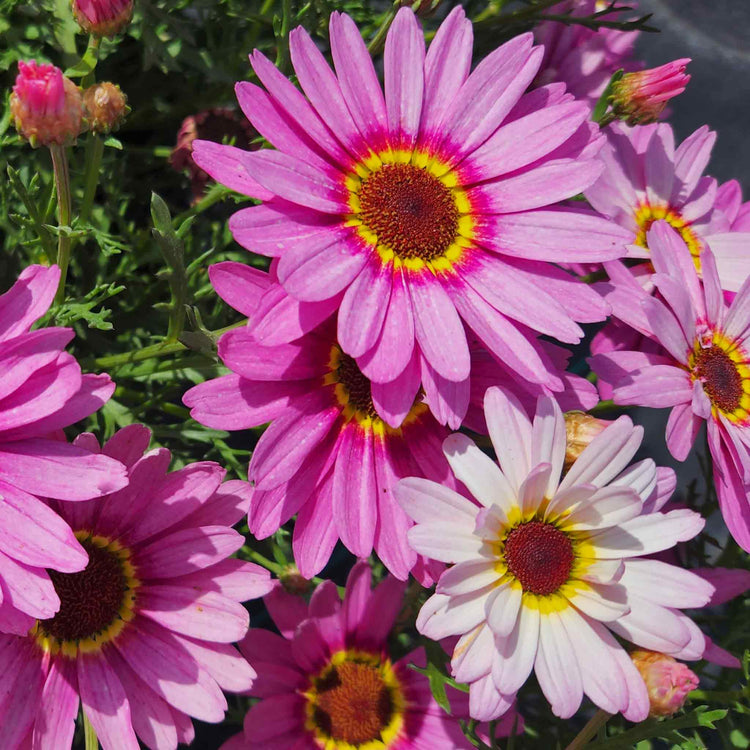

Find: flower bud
170;108;256;202
631;650;699;717
279;565;312;596
611;59;691;125
72;0;133;37
564;412;612;468
10;61;82;147
83;82;129;134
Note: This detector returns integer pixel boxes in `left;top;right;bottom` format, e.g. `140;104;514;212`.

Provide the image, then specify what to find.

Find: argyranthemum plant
193;6;630;426
396;386;713;721
0;425;272;748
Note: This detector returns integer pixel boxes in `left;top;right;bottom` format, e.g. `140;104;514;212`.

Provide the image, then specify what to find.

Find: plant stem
367;2;399;55
80;134;105;225
242;548;285;576
274;0;293;73
50;144;73;305
83;713;98;750
565;710;612;750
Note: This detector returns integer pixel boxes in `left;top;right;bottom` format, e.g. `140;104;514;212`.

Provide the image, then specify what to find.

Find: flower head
590;221;750;550
585;122;750;292
611;59;690;125
228;562;512;748
631;651;699;717
0;425;272;748
184;263;596;581
192;7;628;425
72;0;133;37
82;81;129;134
534;0;642;107
396;387;712;721
10;61;82;147
0;264;128;632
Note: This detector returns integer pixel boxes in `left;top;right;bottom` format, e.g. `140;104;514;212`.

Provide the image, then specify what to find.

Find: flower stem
367;2;399;55
83;713;98;750
565;710;612;750
80;133;105;225
50;143;73;305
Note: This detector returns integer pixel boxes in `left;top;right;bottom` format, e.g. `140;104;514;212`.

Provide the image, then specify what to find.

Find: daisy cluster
2;0;749;748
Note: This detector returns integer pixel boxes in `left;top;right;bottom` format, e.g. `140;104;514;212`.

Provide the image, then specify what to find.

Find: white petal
567;582;630;622
452;623;494;683
517;462;552;515
608;594;691;653
531;395;566;498
469;674;515;722
437;559;503;596
610;458;657;503
417;588;493;640
491;601;539;695
588;509;705;558
562;486;643;531
407;523;485;563
485;582;522;637
559;416;643;491
394;476;478;524
545;484;598;520
484;387;532;493
442;433;516;513
619;559;714;608
668;613;707;661
578;558;624;585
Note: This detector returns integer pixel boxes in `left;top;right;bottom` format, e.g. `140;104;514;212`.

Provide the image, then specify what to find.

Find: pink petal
191;141;274;200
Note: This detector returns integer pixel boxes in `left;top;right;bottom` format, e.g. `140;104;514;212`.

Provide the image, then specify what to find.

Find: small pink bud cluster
10;61;82;147
611;59;691;125
72;0;133;37
631;650;699;717
83;82;129;134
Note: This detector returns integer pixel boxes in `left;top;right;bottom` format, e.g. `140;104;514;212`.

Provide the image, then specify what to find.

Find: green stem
274;0;293;73
367;2;399;55
50;144;73;305
243;548;285;576
565;710;612;750
80;134;105;225
83;713;98;750
473;0;561;27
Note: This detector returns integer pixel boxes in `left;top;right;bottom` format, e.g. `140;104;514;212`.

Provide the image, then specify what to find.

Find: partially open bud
83;82;129;134
72;0;133;37
631;650;699;717
564;412;612;468
611;59;691;125
10;61;82;147
279;565;312;596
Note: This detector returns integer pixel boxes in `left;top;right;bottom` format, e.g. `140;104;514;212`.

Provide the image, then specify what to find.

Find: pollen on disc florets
503;521;575;596
33;533;138;656
634;204;702;262
690;342;745;415
306;652;404;746
357;163;460;262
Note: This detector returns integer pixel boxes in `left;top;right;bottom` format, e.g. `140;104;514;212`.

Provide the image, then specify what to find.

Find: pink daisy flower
184;263;596;581
0;264;129;633
585;122;750;291
534;0;641;108
590;221;750;550
193;7;627;416
224;562;520;749
0;424;272;748
395;386;712;721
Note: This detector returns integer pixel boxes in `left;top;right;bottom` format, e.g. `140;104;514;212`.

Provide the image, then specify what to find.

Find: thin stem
367;2;399;55
83;713;98;750
50;144;73;305
274;0;293;73
80;134;105;225
242;548;285;576
565;710;612;750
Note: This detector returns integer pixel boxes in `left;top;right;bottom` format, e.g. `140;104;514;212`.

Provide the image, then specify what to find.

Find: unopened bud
611;59;690;126
280;565;312;596
398;0;443;17
564;412;612;468
72;0;133;37
10;61;82;147
83;82;129;134
631;650;698;717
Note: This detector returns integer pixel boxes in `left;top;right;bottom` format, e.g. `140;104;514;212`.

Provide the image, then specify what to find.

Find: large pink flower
193;7;627;423
585;122;750;291
396;387;712;721
224;562;520;749
184;262;596;580
591;221;750;550
0;424;272;748
0;264;128;633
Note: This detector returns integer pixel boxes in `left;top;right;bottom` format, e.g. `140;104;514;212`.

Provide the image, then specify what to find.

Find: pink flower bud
611;59;691;125
563;412;612;468
72;0;133;37
10;61;82;147
83;82;129;134
631;650;699;717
